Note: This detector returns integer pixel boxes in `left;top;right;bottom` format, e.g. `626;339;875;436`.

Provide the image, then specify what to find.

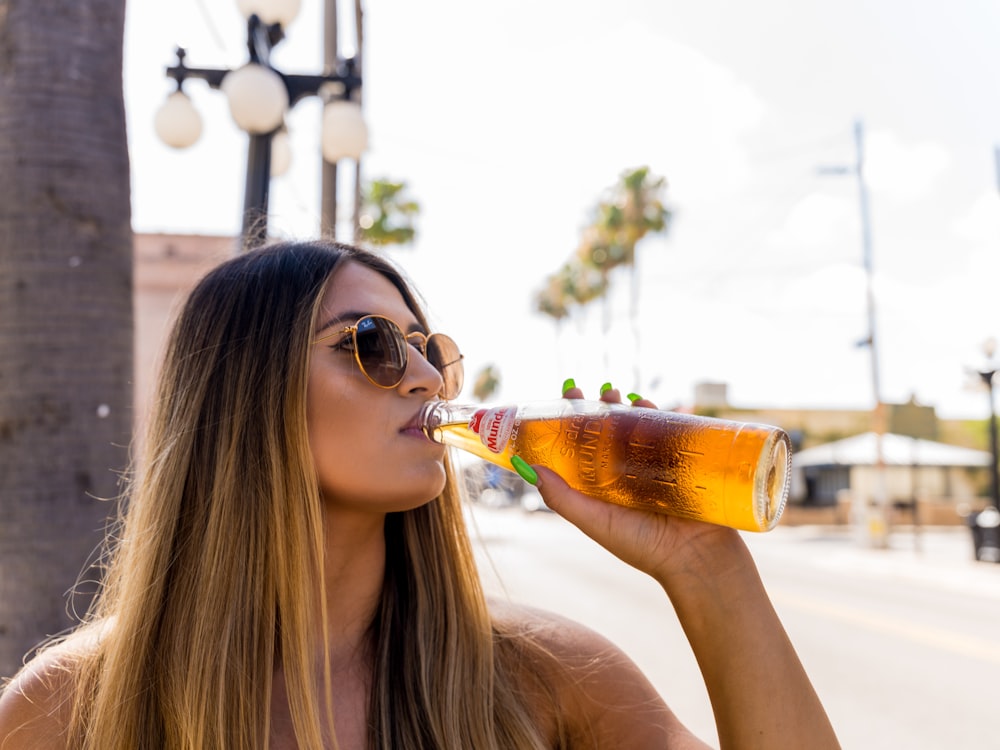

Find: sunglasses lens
355;316;407;387
426;334;464;400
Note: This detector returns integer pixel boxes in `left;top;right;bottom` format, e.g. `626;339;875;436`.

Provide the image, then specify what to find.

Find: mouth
401;410;435;443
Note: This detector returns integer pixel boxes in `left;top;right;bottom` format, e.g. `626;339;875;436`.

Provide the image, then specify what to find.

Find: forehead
318;260;417;325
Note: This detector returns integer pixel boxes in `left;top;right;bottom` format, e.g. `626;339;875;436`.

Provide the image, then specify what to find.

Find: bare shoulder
489;599;712;749
0;631;96;750
490;596;639;662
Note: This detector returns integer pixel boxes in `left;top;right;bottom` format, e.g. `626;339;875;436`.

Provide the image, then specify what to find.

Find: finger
533;465;670;574
533;466;610;528
628;395;658;409
599;382;622;404
561;377;584;400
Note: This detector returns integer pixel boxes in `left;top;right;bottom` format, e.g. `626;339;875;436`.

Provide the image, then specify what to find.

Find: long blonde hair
66;240;557;749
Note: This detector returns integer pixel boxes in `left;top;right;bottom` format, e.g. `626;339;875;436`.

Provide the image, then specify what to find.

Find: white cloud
766;192;856;253
865;131;952;202
954;191;1000;245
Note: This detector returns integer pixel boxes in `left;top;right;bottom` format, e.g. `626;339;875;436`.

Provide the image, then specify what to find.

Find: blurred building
690;382;950;449
689;381;993;524
791;431;989;512
133;233;236;423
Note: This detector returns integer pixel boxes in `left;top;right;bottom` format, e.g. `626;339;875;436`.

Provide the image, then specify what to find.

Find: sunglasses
315;314;464;400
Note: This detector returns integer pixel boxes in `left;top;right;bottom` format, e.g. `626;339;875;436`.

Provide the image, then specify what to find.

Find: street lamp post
979;338;999;510
154;1;367;249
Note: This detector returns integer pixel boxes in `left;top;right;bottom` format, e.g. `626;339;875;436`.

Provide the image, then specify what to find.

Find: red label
469;406;515;454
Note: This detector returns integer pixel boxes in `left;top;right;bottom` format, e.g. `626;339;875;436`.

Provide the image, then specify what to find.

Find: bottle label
469;407;516;454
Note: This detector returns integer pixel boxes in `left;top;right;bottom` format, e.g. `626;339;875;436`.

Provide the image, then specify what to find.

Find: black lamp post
978;341;999;510
155;4;366;249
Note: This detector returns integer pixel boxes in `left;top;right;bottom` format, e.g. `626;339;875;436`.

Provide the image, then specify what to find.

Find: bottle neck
418;400;482;442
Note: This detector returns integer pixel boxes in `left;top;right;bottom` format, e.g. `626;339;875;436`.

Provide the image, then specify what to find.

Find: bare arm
532;387;841;750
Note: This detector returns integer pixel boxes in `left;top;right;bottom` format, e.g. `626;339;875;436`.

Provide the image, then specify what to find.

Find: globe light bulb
321;100;368;162
154;90;203;149
236;0;302;27
221;63;288;135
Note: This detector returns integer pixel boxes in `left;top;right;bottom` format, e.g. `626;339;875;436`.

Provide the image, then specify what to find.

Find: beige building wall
133;233;236;426
847;464;985;506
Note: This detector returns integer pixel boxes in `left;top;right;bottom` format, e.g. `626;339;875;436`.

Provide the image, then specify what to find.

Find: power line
192;0;232;55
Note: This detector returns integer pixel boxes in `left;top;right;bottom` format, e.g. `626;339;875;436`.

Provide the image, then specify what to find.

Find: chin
325;467;449;514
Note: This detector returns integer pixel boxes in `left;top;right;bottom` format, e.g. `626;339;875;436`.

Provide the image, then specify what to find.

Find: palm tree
534;167;670;390
0;0;133;678
594;167;670;390
358;178;421;248
472;365;501;402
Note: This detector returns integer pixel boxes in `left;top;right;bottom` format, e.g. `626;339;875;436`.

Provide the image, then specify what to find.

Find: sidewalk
748;523;1000;600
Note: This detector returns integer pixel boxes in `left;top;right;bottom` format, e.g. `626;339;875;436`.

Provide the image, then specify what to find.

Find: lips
402;411;425;434
401;409;436;444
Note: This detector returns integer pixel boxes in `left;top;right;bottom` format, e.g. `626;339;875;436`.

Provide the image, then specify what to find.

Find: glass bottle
420;399;791;532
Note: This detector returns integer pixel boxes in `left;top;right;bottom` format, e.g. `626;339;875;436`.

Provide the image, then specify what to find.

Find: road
466;503;1000;749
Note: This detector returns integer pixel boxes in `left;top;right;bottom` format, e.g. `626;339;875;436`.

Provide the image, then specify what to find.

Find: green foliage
533;261;608;320
473;364;501;402
358;178;421;248
534;166;671;322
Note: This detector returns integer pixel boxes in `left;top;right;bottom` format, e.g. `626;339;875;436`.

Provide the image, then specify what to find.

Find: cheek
307;370;347;469
307;383;356;469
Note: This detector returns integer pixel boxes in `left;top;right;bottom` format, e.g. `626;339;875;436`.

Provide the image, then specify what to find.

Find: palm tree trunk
0;0;132;678
630;254;641;393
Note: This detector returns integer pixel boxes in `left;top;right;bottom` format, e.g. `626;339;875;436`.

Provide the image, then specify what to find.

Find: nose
399;341;445;397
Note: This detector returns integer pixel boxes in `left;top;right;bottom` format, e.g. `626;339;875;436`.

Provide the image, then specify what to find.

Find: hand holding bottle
530;381;747;586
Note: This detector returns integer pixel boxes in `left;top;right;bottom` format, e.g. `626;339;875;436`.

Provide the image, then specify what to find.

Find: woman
0;239;840;749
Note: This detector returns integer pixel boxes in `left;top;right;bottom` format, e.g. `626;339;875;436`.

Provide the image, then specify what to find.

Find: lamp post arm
166;48;362;109
284;65;362;106
165;48;229;90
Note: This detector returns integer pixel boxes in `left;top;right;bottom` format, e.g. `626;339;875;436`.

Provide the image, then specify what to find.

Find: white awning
793;432;991;468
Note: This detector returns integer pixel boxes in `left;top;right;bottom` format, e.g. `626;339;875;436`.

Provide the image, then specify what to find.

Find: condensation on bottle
420;399;792;532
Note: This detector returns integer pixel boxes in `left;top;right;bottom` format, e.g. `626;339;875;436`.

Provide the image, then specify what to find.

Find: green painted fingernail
600;382;613;395
627;392;642;403
510;455;538;485
561;378;577;395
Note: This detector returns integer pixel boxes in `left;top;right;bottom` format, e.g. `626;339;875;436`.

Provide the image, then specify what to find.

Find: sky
125;0;1000;420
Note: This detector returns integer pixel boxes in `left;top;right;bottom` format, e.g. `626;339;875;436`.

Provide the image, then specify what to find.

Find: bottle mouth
755;431;791;531
417;400;444;442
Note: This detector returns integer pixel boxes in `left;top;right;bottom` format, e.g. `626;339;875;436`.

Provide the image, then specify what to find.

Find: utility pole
855;120;890;549
994;145;1000;194
321;0;338;238
819;119;890;548
320;0;365;241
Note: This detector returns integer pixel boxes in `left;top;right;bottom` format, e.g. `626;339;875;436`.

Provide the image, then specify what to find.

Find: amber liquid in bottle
422;400;791;532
